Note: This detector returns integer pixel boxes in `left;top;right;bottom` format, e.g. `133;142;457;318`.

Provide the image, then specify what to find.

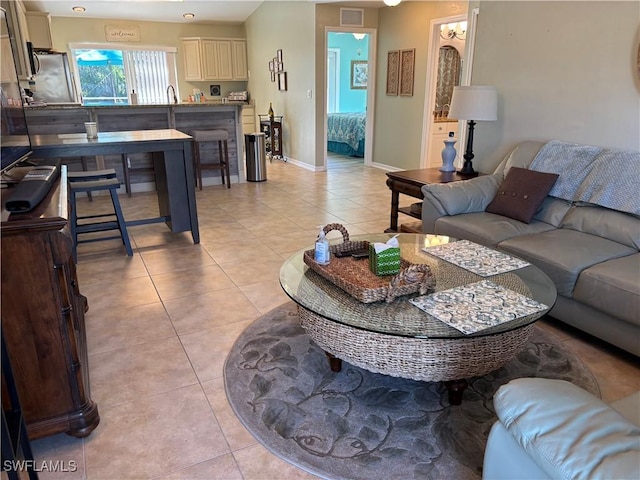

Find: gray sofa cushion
435;212;555;248
421;174;500;216
561;205;640;249
498;230;637;297
493;378;640;480
533;197;573;227
574;254;640;326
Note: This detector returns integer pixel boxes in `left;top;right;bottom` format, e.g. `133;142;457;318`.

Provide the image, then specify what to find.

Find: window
70;44;178;105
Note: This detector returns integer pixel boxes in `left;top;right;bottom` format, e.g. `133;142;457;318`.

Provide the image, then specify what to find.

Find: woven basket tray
303;223;434;303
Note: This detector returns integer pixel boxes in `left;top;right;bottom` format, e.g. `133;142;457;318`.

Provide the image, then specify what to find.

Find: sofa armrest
493;378;640;480
421;174;500;231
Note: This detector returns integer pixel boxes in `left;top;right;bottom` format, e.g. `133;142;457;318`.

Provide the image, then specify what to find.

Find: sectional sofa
421;140;640;356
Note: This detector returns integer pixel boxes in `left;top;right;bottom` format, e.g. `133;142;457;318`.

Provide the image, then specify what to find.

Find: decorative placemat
409;280;549;335
422;239;529;276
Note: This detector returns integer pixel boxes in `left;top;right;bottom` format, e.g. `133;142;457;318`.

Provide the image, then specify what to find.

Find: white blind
123;50;170;104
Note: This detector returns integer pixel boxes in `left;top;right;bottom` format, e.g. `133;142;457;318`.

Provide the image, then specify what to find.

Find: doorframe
327;48;341;113
323;27;377;169
420;9;478;169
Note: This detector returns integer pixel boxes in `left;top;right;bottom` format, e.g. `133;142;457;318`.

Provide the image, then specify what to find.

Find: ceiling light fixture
353;33;366;40
71;6;86;13
182;12;195;19
383;0;401;6
440;21;467;40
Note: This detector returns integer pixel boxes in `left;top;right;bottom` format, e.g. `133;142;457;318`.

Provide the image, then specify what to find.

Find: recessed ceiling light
72;6;86;13
182;13;195;19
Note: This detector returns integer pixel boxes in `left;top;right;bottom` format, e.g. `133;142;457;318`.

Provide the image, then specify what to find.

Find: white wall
471;1;640;172
245;1;316;167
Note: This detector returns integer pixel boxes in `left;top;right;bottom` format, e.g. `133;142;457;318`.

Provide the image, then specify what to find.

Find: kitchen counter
24;103;251;189
25;101;249;110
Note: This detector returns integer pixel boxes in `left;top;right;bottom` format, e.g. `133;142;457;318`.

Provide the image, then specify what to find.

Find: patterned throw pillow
486;167;559;224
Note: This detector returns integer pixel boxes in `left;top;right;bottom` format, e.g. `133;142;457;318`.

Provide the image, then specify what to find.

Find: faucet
166;85;178;104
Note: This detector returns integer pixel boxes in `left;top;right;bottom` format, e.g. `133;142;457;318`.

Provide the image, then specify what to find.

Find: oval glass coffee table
279;233;557;405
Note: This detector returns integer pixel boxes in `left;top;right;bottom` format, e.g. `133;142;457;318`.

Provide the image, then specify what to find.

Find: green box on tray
368;244;401;276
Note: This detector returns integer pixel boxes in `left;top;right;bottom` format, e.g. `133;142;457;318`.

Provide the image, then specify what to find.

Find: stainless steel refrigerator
31;50;80;104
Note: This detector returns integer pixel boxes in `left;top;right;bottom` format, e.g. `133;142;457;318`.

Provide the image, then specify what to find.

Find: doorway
324;28;376;170
422;11;477;169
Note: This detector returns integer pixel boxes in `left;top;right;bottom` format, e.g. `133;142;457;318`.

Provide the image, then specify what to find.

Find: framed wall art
278;72;288;91
351;60;368;89
277;49;283;63
400;48;416;96
271;71;276;82
386;50;400;96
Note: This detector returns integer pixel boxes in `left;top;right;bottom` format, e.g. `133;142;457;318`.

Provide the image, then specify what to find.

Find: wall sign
105;25;141;42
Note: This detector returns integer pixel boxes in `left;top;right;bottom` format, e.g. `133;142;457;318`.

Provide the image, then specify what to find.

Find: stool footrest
76;220;121;234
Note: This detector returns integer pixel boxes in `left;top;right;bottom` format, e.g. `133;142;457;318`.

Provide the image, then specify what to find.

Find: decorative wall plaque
400;48;415;96
105;25;141;42
386;50;400;96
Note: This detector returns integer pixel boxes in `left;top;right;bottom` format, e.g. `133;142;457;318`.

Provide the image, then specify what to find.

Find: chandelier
440;21;467;40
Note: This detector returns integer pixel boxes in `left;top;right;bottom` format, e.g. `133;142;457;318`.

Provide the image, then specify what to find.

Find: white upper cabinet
182;38;203;81
25;11;53;50
232;40;248;80
181;37;247;81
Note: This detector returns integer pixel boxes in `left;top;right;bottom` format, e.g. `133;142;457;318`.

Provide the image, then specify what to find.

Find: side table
385;168;481;233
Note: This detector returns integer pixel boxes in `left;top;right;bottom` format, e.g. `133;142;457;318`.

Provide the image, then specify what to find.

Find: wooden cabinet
25;11;53;50
231;40;248;80
1;0;32;79
241;105;256;135
181;37;247;81
428;121;458;168
1;166;99;440
182;38;203;81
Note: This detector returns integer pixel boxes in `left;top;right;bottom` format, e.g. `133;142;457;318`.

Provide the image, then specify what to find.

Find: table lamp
448;85;497;176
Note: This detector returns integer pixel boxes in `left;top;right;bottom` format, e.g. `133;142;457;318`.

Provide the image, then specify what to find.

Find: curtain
435;46;461;113
123;50;170;104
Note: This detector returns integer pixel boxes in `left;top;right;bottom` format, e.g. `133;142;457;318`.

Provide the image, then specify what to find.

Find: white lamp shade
448;86;498;121
384;0;402;6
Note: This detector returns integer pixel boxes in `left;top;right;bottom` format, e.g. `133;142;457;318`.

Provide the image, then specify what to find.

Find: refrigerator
30;48;80;105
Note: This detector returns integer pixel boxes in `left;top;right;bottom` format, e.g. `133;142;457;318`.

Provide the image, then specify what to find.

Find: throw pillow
486;167;559;223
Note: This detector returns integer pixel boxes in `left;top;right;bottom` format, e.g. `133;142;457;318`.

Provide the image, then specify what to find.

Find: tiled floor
22;155;640;480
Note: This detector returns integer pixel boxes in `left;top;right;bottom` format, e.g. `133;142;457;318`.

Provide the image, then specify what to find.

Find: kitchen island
24;102;251;191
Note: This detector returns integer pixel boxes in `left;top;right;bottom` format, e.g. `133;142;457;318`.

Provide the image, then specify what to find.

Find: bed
327;112;366;157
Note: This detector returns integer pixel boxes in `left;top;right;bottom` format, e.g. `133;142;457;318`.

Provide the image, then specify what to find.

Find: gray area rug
224;302;600;480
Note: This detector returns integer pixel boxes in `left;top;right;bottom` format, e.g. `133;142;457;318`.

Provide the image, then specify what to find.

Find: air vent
340;8;364;27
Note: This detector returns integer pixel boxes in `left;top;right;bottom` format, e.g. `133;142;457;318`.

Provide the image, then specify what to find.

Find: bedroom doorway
325;28;376;170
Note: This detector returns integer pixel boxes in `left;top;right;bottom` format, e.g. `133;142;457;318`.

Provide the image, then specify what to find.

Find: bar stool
68;169;133;261
191;129;231;190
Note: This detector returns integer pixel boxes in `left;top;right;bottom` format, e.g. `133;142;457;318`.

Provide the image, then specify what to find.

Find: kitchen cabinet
232;40;248;80
181;37;247;81
428;121;458;168
1;0;32;79
241;105;256;135
182;38;203;81
25;11;53;50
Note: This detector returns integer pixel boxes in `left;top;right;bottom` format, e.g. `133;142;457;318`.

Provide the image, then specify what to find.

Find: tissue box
369;244;401;276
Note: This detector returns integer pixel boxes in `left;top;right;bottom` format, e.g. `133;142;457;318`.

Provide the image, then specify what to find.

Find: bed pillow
486;167;559;223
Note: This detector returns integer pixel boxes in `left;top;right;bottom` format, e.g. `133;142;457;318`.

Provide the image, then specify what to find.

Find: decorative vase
440;139;457;172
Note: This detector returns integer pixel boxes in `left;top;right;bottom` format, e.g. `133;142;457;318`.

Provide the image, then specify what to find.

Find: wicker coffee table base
298;307;535;405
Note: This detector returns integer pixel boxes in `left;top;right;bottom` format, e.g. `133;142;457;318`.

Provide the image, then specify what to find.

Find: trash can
245;132;267;182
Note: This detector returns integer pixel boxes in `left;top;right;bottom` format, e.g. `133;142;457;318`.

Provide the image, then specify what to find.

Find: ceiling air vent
340;8;364;27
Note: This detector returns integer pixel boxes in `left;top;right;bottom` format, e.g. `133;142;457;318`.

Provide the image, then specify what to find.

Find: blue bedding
327;112;365;157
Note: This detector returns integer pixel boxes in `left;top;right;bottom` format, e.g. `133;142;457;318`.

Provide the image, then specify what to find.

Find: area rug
224;302;599;480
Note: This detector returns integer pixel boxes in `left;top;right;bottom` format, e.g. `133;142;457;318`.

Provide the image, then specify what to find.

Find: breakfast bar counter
24;103;247;190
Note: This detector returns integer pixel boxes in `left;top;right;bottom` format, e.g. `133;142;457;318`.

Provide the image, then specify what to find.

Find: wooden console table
1;166;99;439
385;168;480;233
31;129;200;243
